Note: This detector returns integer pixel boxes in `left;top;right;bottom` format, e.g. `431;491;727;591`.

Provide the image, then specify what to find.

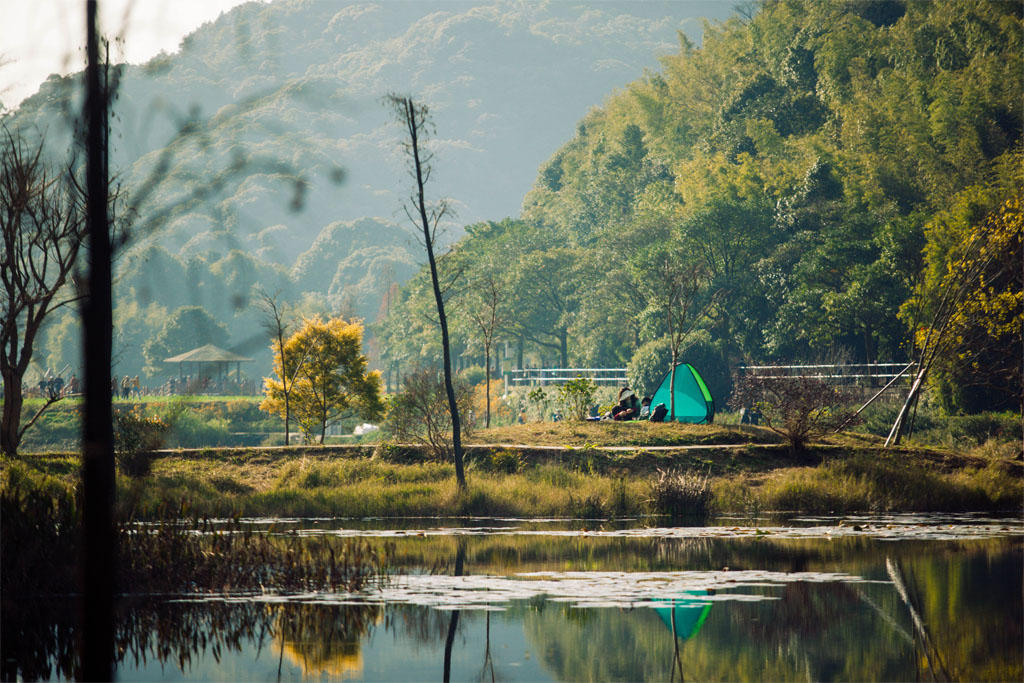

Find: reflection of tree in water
388;604;458;649
737;581;858;646
391;533;905;577
523;601;677;681
0;597;78;681
1;599;383;682
274;603;381;679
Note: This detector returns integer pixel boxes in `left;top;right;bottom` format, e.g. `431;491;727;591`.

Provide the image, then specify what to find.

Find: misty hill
18;1;732;259
10;0;736;380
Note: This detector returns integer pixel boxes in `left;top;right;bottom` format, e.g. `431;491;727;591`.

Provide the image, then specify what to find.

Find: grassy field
3;422;1020;518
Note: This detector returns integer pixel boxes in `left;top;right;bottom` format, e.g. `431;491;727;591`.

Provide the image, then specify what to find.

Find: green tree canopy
142;306;229;377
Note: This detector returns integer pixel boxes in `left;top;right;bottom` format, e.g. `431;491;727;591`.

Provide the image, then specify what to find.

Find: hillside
378;0;1023;412
8;0;735;380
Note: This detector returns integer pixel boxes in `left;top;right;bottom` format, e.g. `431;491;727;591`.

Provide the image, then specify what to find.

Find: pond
6;514;1022;681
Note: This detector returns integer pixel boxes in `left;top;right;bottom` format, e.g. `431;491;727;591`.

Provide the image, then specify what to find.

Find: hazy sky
1;0;254;110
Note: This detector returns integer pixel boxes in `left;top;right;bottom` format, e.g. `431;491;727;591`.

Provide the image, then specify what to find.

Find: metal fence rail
505;368;629;386
739;362;916;386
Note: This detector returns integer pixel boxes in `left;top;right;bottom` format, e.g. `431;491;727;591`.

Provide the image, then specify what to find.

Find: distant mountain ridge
17;0;731;262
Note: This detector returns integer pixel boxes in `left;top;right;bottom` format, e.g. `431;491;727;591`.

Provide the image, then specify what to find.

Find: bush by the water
647;468;712;517
480;449;524;474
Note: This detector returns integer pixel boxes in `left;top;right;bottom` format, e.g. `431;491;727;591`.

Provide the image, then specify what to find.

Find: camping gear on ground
649;402;668;422
649;363;715;423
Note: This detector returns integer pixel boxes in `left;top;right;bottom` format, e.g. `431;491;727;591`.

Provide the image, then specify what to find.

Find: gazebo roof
164;344;253;364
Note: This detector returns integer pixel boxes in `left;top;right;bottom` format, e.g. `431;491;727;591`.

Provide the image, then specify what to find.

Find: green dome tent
650;363;715;423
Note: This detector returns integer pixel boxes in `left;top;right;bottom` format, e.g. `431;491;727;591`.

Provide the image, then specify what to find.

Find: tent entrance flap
650;363;715;424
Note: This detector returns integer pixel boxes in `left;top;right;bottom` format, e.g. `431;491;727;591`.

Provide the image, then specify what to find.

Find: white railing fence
505;368;629;387
738;362;916;385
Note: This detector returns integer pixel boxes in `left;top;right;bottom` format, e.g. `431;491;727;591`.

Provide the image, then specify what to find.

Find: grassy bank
3;426;1020;518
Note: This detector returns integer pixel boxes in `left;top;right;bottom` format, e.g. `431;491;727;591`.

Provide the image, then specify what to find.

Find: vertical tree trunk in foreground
81;1;115;678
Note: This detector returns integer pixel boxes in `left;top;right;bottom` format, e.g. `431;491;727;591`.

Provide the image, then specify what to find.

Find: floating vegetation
275;515;1023;542
176;569;881;611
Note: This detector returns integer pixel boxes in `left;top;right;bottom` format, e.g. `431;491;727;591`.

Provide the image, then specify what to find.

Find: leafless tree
729;373;860;454
384;95;465;487
0;125;87;456
382;367;472;463
257;288;309;446
633;247;722;421
463;268;508;428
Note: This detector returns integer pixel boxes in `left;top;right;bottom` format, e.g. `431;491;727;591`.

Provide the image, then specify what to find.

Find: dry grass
472;420;780;448
6;433;1020;519
712;454;1022;514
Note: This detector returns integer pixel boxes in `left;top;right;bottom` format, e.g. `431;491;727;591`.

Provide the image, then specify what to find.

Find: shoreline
5;439;1020;519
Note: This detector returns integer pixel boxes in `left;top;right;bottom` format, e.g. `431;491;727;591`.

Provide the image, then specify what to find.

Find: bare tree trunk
886;370;926;447
668;301;678;421
669;351;678;422
80;2;115;678
284;397;290;446
484;345;491;428
388;96;464;488
0;370;21;456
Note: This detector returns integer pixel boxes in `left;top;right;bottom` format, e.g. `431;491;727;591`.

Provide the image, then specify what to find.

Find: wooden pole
834;362;914;432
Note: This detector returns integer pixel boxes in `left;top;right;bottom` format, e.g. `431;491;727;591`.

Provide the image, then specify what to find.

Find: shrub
557;377;598;421
647;468;712;517
457;365;487;387
485;449;524;474
382;368;472;461
526;386;551;422
729;374;860;453
163;410;232;448
947;412;1022;447
114;409;169;477
860;402;940;439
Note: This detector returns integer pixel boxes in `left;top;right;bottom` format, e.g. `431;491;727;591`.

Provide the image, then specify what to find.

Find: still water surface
16;515;1024;681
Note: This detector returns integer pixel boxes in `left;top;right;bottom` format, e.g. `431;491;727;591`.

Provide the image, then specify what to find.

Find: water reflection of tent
650;363;715;423
654;593;712;641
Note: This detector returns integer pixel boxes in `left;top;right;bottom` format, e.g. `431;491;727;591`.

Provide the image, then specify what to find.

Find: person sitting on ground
639;396;652;419
613;387;640;421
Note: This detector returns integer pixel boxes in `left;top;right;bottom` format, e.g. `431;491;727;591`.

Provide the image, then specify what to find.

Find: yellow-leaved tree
890;193;1022;443
261;316;384;444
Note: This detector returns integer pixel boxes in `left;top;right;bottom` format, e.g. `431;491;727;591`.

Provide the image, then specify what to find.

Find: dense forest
9;1;719;384
376;0;1022;413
